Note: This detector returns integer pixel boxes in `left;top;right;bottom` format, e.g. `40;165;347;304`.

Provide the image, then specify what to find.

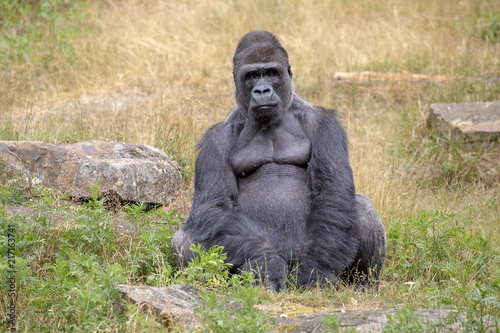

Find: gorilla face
233;31;293;127
237;61;290;126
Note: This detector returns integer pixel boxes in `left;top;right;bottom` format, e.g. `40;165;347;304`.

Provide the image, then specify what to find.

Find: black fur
173;30;385;291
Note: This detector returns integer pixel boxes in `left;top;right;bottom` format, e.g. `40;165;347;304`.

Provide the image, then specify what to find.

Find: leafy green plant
183;244;233;288
0;215;36;293
196;285;272;333
84;180;107;212
183;244;269;332
0;164;29;206
0;182;27;207
460;281;500;332
122;202;148;220
384;306;444;333
0;174;187;331
25;249;128;331
385;211;496;285
103;199;179;286
134;224;179;286
480;12;500;43
0;201;129;331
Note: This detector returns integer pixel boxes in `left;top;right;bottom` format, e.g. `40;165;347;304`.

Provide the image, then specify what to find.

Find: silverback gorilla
173;30;385;291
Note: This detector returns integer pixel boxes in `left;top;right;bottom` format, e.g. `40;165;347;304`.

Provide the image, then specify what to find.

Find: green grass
0;175;273;331
1;0;500;331
1;153;499;331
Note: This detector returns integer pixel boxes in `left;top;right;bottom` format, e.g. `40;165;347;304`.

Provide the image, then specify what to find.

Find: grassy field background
1;0;500;331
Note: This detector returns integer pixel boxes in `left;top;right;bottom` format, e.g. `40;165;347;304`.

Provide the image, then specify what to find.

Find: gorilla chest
231;125;311;176
230;126;312;228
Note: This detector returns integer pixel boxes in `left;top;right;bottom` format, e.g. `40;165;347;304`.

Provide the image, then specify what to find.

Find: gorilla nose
254;87;271;94
252;84;273;98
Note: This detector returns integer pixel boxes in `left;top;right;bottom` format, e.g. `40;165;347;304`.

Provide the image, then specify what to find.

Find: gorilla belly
237;163;310;240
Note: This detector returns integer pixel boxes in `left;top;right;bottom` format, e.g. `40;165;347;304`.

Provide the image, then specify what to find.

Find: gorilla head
232;30;294;127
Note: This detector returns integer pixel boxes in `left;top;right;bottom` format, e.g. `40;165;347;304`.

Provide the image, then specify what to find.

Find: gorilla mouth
256;104;278;111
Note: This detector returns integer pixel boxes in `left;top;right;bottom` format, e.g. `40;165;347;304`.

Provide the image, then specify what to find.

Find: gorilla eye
245;71;259;80
245;73;258;81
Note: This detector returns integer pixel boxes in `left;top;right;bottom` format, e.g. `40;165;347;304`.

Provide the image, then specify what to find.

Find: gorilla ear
288;65;293;78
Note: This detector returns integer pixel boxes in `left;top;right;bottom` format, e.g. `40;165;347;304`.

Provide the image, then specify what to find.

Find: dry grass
1;0;500;316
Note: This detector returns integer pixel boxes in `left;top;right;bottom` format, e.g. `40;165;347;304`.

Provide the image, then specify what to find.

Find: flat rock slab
428;101;500;145
277;308;465;332
117;284;468;332
0;140;182;204
117;284;200;329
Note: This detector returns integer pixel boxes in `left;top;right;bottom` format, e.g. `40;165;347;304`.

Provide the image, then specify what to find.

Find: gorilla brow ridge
233;30;290;72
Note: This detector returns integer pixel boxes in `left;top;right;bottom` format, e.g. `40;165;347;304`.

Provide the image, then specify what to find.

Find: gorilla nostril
252;87;263;95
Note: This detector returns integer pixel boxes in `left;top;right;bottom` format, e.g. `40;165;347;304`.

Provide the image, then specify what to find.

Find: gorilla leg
173;194;385;289
343;194;386;287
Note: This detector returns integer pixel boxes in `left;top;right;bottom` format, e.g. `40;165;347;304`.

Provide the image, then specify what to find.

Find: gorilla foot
242;255;288;292
295;265;338;288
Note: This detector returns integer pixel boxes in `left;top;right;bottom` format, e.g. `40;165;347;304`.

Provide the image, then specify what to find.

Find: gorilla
173;30;385;291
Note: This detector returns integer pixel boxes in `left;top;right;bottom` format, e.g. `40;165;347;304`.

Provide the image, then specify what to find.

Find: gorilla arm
296;107;361;286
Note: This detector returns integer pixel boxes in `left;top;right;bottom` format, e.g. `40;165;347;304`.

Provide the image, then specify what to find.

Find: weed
385;211;496;285
85;180;106;212
122;202;148;221
480;12;500;43
25;250;128;331
183;244;232;289
0;175;186;331
0;163;29;205
442;279;500;332
181;244;271;331
196;285;272;333
133;224;179;286
0;181;28;207
384;306;444;332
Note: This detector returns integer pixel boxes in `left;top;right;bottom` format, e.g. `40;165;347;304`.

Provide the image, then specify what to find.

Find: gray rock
428;101;500;146
117;284;200;330
278;308;465;332
0;140;182;204
116;283;472;332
